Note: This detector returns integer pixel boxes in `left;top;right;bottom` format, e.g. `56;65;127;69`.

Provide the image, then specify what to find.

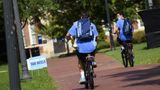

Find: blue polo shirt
68;21;98;53
116;19;133;41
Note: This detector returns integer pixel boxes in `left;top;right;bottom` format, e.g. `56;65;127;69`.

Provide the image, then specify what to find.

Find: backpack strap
89;23;93;36
123;18;133;37
76;21;82;38
126;18;133;33
122;18;127;34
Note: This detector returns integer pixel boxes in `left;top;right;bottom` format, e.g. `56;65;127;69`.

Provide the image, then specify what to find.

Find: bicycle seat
86;56;95;61
126;43;133;49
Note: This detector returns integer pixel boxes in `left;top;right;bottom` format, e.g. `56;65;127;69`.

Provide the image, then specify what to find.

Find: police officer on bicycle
115;12;134;51
65;11;98;84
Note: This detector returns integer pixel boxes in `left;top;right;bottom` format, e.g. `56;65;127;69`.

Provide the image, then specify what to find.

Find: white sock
80;70;85;78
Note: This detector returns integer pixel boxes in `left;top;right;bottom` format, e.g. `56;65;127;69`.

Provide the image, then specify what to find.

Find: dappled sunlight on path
48;53;160;90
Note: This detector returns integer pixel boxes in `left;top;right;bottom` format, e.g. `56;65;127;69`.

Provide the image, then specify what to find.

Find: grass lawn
98;42;160;65
0;64;57;90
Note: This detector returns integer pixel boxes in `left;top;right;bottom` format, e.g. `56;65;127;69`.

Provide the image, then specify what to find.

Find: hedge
97;30;146;50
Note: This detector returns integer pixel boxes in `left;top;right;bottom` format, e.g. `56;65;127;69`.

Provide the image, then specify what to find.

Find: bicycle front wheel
121;52;128;68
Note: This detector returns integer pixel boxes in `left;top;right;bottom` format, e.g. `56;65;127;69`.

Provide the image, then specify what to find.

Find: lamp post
3;0;21;89
104;0;115;50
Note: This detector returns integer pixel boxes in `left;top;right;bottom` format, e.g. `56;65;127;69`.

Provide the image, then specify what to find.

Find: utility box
138;8;160;48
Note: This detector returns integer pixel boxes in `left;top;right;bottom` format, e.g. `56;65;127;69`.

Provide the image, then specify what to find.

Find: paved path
48;53;160;90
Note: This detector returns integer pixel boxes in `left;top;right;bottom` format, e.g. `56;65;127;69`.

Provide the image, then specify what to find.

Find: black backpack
123;18;133;36
76;20;94;42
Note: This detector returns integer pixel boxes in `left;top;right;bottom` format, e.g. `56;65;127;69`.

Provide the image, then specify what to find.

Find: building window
29;24;37;45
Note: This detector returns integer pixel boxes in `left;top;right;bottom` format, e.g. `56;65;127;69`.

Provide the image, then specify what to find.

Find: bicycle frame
121;43;134;67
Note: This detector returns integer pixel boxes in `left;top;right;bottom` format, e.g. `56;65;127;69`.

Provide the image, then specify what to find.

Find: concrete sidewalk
48;53;160;90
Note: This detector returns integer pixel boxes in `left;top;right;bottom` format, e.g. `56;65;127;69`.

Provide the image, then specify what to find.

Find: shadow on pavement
58;52;76;58
123;79;160;87
72;85;99;90
97;49;112;53
109;65;160;87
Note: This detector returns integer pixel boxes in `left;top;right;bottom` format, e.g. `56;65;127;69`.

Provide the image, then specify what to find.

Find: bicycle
84;55;95;89
121;43;134;67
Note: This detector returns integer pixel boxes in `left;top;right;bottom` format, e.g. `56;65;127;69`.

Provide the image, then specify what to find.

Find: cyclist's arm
65;22;77;40
113;25;120;36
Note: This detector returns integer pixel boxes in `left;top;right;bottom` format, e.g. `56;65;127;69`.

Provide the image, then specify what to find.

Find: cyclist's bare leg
76;51;87;84
79;59;87;84
78;59;85;72
90;50;97;68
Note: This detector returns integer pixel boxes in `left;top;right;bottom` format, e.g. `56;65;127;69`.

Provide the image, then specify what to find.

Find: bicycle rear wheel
128;53;134;67
85;62;94;89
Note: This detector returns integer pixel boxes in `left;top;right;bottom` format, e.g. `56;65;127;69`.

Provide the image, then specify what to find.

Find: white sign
27;56;47;70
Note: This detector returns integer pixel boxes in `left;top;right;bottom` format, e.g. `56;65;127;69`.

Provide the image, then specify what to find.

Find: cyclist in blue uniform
115;12;134;50
66;11;98;84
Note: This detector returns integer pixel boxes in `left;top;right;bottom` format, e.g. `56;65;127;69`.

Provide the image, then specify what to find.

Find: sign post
12;0;31;80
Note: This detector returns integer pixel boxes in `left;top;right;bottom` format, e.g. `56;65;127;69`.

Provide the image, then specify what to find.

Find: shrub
97;30;146;50
133;30;146;43
114;39;120;47
97;41;110;50
98;29;106;41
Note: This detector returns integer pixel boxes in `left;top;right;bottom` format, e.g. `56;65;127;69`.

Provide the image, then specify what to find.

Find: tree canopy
0;0;146;39
45;0;146;39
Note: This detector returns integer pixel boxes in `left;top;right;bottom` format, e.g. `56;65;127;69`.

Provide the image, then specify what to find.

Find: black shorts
117;37;132;45
117;37;133;49
76;50;95;62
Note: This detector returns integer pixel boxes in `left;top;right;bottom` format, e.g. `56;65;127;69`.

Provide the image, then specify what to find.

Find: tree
44;0;146;39
18;0;59;30
0;0;146;39
41;0;108;39
110;0;145;21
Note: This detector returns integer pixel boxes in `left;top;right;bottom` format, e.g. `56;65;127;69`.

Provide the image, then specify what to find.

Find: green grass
0;64;57;90
98;42;160;65
0;65;9;90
